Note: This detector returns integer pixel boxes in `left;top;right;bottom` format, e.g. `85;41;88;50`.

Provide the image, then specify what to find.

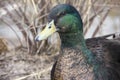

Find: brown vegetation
0;0;120;80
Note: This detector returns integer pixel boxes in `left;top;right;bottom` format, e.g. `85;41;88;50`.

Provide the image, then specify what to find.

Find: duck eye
61;11;66;16
61;11;65;15
57;11;66;17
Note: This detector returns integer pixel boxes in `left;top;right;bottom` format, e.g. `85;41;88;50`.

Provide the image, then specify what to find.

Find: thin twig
14;65;52;80
0;19;23;46
92;9;110;37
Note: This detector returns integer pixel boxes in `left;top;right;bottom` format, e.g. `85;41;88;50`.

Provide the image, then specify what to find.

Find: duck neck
60;31;100;66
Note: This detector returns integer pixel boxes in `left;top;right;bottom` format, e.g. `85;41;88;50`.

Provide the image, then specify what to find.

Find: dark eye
57;11;66;17
61;11;66;15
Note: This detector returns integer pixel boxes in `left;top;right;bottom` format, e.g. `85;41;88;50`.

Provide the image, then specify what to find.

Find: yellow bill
35;20;57;41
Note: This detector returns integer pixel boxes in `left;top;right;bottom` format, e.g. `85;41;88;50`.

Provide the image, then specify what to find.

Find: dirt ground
0;48;56;80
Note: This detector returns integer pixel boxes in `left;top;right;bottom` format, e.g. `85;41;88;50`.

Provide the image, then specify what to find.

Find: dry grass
0;0;119;53
0;38;8;53
0;0;120;80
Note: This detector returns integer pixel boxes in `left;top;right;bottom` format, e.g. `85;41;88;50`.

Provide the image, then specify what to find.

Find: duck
35;4;120;80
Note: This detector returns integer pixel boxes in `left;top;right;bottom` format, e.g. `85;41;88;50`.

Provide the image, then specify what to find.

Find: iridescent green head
48;4;83;33
35;4;83;41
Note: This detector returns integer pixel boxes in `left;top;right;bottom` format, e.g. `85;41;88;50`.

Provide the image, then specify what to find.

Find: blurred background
0;0;120;80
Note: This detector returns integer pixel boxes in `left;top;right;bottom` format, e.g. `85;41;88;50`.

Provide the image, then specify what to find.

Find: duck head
35;4;83;46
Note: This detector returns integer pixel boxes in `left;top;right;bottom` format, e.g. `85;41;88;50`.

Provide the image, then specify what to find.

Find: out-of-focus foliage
0;0;120;54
